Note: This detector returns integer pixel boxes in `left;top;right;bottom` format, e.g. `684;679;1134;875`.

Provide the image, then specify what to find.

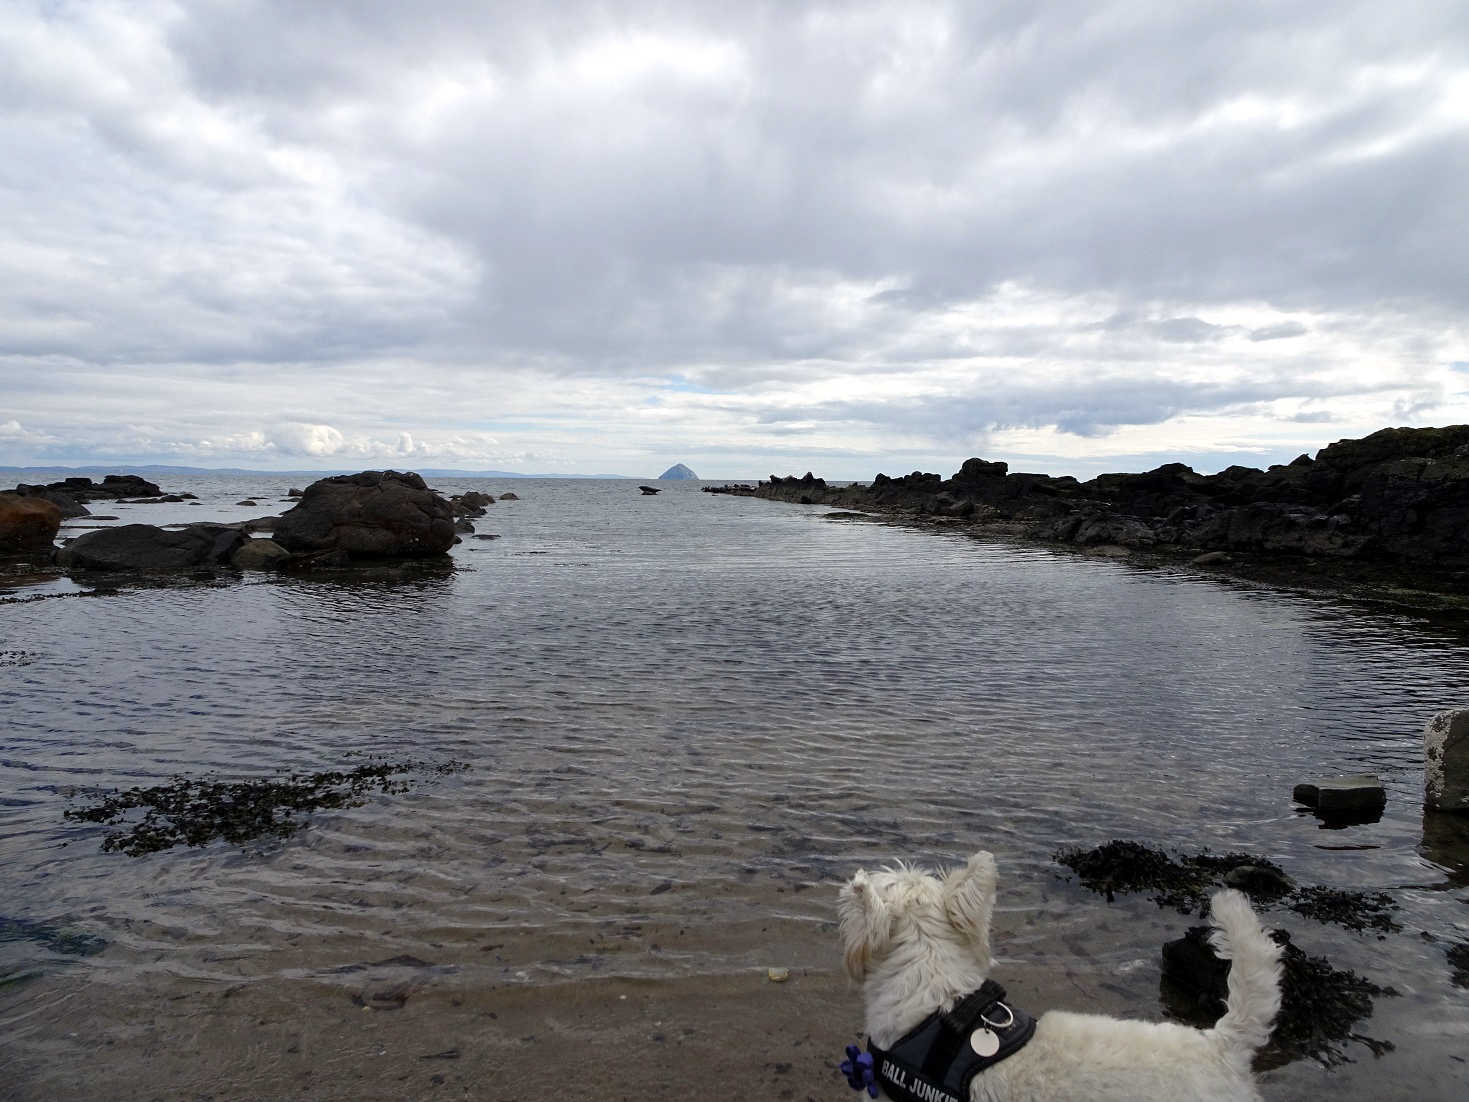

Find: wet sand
6;956;1461;1101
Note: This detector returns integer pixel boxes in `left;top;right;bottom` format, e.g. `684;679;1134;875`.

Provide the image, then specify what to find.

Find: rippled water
3;474;1469;1095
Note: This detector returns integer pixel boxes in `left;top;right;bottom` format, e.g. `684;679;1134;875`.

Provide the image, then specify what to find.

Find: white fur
838;851;1282;1102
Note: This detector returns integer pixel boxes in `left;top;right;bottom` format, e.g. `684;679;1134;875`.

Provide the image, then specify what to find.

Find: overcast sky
3;1;1468;479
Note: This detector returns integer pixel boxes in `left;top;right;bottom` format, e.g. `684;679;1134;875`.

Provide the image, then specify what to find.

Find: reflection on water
3;475;1469;1095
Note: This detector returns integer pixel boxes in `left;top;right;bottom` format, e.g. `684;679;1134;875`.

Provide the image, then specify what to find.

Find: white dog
838;851;1282;1102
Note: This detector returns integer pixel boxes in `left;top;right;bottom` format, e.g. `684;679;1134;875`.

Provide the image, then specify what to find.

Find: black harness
847;980;1036;1102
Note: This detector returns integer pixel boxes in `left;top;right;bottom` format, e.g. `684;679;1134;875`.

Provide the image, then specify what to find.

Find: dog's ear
838;869;893;982
943;851;997;960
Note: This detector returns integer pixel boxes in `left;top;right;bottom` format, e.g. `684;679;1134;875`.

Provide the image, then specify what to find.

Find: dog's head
837;851;998;983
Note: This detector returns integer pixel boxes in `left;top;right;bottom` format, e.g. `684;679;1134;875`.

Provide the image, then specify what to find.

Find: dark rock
454;518;475;533
1191;550;1231;565
1161;925;1394;1067
56;523;248;571
744;425;1469;584
1292;774;1387;816
9;485;89;518
231;538;292;570
236;499;258;506
498;492;520;501
952;457;1009;483
1222;863;1294;900
101;474;162;497
0;493;62;552
271;471;455;560
449;491;493;517
12;474;162;502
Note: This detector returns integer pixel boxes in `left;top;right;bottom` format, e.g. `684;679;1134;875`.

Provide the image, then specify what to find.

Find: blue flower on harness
841;1043;879;1097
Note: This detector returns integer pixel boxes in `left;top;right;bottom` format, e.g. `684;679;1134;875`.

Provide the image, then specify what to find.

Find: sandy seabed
6;953;1466;1102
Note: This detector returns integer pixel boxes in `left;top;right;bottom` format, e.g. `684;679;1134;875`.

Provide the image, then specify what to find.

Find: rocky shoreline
0;469;505;576
728;425;1469;604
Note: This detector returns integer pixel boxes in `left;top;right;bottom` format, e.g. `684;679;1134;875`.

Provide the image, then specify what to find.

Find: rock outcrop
271;471;455;560
57;523;248;572
751;426;1469;584
5;474;189;518
0;492;62;553
449;491;493;517
1426;709;1469;813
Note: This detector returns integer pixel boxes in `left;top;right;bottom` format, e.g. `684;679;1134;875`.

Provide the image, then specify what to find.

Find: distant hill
659;463;699;480
0;464;629;479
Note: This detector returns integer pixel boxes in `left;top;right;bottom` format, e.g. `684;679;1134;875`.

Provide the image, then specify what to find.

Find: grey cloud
756;368;1406;444
3;0;1468;474
1250;322;1309;342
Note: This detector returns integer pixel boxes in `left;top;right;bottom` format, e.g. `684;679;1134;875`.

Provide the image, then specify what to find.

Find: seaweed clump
1288;886;1401;936
1055;840;1400;933
1161;925;1395;1067
64;759;467;856
1055;840;1289;913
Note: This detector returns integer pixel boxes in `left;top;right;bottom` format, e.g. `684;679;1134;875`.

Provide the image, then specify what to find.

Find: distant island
659;463;699;480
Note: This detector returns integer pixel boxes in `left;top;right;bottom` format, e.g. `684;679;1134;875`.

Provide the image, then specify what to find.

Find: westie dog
838;851;1281;1102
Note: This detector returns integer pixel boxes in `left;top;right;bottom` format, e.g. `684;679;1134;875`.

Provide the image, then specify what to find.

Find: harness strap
862;982;1036;1102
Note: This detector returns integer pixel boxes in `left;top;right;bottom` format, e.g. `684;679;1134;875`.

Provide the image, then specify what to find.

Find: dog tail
1205;888;1282;1066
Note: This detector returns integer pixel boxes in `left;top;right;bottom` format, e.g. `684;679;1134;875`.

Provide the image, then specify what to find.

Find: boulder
10;485;90;518
1425;709;1469;813
231;538;292;571
952;457;1009;483
0;493;62;552
1292;774;1387;816
57;523;248;572
449;492;491;517
271;471;455;560
498;491;520;501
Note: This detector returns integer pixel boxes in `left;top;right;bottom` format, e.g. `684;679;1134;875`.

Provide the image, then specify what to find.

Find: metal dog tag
969;1028;1000;1058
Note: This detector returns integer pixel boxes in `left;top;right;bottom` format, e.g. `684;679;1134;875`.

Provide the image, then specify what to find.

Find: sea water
2;474;1467;1094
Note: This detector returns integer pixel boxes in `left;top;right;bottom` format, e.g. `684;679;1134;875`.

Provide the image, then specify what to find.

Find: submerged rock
56;523;247;572
231;537;292;570
1292;773;1387;819
272;470;455;560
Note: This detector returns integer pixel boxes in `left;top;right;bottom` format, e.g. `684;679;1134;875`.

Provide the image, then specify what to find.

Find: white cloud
267;423;345;457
